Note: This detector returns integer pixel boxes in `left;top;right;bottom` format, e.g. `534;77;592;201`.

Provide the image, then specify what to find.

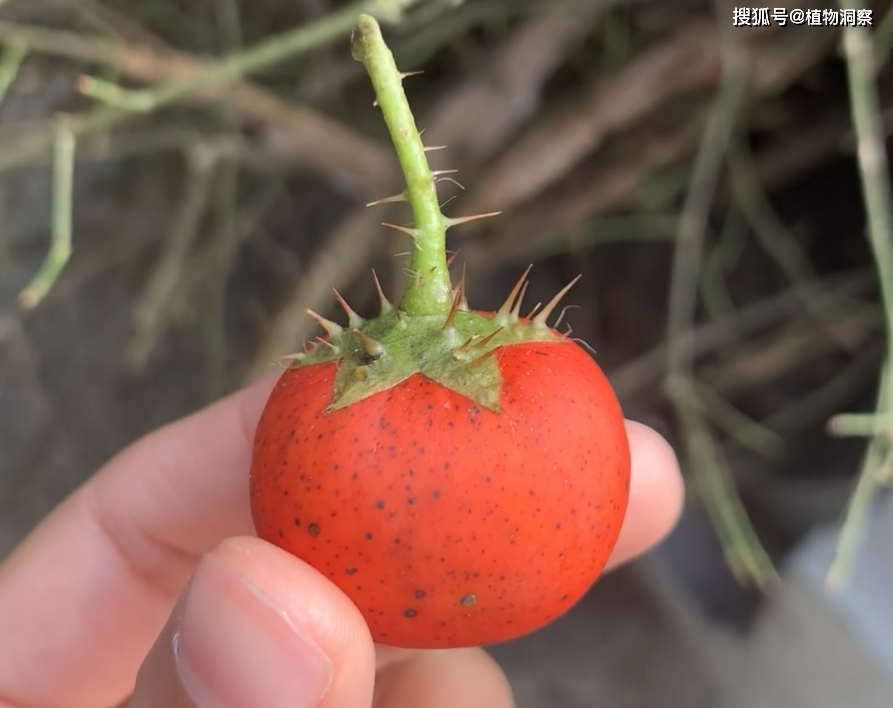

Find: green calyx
284;15;580;412
290;273;576;412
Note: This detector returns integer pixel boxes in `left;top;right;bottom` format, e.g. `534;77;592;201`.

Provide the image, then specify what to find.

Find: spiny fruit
249;14;631;649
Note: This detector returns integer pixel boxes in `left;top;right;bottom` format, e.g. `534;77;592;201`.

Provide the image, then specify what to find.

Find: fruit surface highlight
249;14;631;648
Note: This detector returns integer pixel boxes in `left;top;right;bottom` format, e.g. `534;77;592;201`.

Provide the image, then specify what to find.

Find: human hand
0;375;683;708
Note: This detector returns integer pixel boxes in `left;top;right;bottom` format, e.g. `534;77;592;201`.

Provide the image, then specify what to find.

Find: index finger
0;374;278;708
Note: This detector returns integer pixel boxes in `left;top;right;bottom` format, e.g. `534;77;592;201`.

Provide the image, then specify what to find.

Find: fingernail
174;554;333;708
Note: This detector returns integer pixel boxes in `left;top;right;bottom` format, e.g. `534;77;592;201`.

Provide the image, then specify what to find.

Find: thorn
383;222;419;239
454;335;477;359
432;169;459;176
278;351;306;367
314;337;339;352
366;192;407;207
435;176;466;190
443;282;464;330
354;365;371;381
553;304;580;330
446;249;461;268
458;263;468;310
371;270;393;313
401;70;424;80
393;251;411;258
306;308;344;337
510;280;529;321
353;328;385;359
373;99;379;107
474;326;504;351
445;211;502;229
424;144;448;152
496;265;533;320
468;349;498;371
534;275;582;326
525;302;542;319
333;289;364;329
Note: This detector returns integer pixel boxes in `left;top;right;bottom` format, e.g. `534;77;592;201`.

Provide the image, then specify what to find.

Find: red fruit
250;302;630;648
249;14;631;649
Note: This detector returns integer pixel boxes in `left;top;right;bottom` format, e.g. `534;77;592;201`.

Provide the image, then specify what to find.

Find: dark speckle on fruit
346;567;357;575
376;499;385;509
415;589;427;598
461;594;477;606
403;608;418;618
308;523;321;537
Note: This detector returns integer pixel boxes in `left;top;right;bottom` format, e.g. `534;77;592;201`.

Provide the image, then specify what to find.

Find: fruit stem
352;14;452;317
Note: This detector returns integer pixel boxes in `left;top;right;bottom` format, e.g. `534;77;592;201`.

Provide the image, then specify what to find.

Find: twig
688;379;785;457
828;412;893;437
760;341;884;437
728;137;858;350
827;1;893;589
463;20;721;216
17;116;76;310
611;269;878;398
664;6;777;588
0;36;25;108
125;143;221;370
0;0;422;187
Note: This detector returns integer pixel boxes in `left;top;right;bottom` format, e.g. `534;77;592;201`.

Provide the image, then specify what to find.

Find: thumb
127;536;376;708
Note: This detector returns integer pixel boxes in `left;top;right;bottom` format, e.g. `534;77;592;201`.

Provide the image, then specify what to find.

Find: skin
0;373;683;708
252;339;631;647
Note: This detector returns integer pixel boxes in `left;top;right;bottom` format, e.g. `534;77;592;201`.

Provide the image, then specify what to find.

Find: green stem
351;14;452;316
18;117;76;309
0;37;26;108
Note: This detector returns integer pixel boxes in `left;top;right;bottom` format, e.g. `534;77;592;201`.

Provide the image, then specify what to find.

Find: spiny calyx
286;269;580;413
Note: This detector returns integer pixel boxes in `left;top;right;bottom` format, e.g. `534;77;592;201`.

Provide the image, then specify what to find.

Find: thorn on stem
454;335;477;359
314;337;339;352
534;275;582;326
353;329;385;359
445;212;502;229
468;348;498;371
371;270;393;313
333;289;364;328
306;309;344;337
474;327;504;351
383;222;420;239
443;281;464;331
366;192;408;207
496;265;533;320
510;281;529;321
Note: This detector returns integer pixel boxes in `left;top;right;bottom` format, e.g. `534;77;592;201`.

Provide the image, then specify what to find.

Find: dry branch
0;19;395;194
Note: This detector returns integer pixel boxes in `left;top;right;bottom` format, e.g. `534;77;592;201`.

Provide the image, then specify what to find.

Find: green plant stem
0;0;421;173
828;1;893;588
0;37;26;108
17;117;76;309
828;412;893;437
351;14;452;316
664;6;777;587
